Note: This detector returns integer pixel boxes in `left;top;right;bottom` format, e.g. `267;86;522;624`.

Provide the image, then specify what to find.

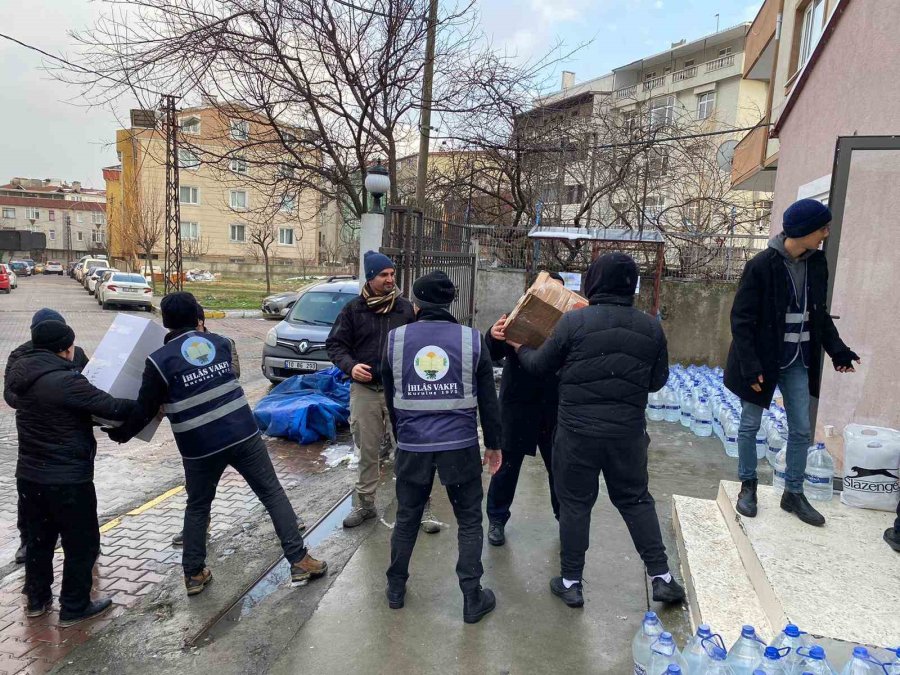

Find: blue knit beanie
783;199;832;239
364;250;395;281
31;308;65;329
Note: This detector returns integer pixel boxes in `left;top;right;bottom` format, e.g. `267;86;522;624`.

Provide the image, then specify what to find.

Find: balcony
671;66;698;83
744;0;779;79
731;124;777;192
705;53;735;73
615;84;637;100
642;75;666;92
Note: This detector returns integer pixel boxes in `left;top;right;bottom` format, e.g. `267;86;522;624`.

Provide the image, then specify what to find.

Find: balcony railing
671;66;698;83
615;85;637;100
643;75;666;92
705;53;736;73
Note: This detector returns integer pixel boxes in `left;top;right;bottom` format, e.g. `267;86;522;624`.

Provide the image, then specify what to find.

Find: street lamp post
359;160;391;288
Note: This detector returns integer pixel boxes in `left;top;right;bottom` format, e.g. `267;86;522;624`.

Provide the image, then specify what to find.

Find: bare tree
245;218;279;294
120;173;164;287
182;235;211;261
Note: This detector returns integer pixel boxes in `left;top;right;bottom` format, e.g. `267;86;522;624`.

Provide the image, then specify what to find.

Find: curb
148;306;262;319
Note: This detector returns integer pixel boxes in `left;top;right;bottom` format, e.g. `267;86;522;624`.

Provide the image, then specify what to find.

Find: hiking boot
736;479;758;518
420;501;442;534
291;554;328;585
25;598;52;619
549;577;584;608
780;491;825;527
463;586;496;624
14;542;26;565
386;583;406;609
59;598;113;627
342;505;376;528
185;568;213;596
487;521;505;547
652;576;686;604
884;528;900;552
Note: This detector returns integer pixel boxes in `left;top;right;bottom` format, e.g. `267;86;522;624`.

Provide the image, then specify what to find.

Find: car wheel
101;301;111;310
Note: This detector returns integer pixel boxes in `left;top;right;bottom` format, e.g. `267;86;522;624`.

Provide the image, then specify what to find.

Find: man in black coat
724;199;858;527
484;272;563;547
506;253;685;608
8;320;134;626
4;308;90;565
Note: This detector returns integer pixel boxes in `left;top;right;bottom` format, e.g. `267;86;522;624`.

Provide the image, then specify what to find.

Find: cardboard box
504;271;588;349
81;314;167;441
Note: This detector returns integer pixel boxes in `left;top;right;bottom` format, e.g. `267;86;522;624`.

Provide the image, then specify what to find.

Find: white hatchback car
97;272;153;311
87;268;118;295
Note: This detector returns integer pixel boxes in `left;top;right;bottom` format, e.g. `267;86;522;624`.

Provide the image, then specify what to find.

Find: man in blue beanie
3;309;90;565
724;198;859;527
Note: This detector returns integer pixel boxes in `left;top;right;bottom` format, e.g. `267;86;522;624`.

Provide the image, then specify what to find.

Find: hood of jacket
585;252;639;300
768;232;817;262
7;349;76;396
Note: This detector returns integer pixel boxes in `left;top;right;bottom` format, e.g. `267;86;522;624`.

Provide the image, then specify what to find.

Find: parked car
262;275;356;319
96;272;153;311
23;259;36;274
34;263;45;275
261;277;358;383
9;261;30;278
76;258;107;283
0;264;13;293
43;260;64;275
87;268;118;295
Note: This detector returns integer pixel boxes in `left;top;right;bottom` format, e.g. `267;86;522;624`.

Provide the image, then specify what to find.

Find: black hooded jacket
517;254;669;439
7;349;134;484
4;341;89;409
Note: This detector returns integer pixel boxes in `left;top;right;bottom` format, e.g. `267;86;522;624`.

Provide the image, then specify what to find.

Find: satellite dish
717;139;738;172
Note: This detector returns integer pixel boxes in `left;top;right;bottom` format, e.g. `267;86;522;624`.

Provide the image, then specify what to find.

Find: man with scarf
504;253;685;609
381;271;502;623
326;251;423;528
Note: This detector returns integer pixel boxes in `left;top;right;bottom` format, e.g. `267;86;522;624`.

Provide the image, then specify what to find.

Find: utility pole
162;95;183;294
415;0;439;209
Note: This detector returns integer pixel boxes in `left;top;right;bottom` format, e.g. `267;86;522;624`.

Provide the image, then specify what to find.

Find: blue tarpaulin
253;367;351;445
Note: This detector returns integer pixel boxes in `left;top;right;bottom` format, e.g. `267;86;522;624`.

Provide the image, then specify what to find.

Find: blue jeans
737;361;811;494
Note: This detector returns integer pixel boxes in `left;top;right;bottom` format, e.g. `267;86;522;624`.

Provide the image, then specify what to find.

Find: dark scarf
416;306;457;323
361;284;399;315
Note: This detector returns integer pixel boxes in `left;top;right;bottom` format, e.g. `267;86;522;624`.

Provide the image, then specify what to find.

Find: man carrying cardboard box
107;293;326;596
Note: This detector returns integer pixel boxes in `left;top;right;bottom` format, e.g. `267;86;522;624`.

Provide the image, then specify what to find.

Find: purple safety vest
388;320;480;453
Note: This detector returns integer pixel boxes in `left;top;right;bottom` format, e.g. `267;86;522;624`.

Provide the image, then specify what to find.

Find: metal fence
660;232;768;280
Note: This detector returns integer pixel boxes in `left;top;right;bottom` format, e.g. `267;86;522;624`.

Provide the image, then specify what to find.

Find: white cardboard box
81;313;167;442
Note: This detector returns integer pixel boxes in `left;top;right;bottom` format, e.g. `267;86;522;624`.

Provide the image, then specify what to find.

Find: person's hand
351;363;373;383
483;449;502;475
102;426;128;444
490;314;508;341
750;374;764;393
507;340;523;351
833;351;861;373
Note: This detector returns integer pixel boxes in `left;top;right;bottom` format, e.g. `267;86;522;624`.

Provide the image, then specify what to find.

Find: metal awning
527;225;665;243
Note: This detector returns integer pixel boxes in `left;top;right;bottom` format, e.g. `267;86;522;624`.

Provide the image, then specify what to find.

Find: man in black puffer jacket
8;320;134;627
507;253;685;608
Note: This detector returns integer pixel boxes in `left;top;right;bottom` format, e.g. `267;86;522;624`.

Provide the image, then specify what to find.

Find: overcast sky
0;0;760;189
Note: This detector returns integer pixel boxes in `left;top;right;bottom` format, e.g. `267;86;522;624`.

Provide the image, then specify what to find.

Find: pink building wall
769;0;900;467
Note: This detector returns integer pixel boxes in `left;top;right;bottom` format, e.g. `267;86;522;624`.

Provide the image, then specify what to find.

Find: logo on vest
181;336;217;367
414;346;450;381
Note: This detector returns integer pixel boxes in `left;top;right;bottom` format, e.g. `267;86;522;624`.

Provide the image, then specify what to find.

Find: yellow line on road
125;485;185;516
99;517;123;534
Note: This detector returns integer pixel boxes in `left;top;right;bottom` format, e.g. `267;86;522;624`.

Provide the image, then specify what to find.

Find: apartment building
110;104;336;268
0;178;107;259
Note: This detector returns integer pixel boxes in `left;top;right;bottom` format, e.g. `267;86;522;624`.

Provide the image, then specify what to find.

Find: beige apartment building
110;104;334;269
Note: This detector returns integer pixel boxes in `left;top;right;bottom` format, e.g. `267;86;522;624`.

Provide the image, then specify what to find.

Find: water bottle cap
666;666;682;674
741;625;756;637
710;646;727;661
659;631;673;643
697;624;712;637
809;646;825;660
853;647;869;658
816;442;825;449
644;611;658;623
764;647;781;660
783;624;801;637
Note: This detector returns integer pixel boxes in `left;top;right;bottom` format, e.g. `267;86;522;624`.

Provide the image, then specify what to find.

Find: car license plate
284;360;318;371
122;287;138;293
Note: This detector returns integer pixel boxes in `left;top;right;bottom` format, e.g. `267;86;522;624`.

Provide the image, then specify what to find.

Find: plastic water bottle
680;389;694;428
770;624;808;673
648;632;687;675
839;647;884;674
767;423;785;467
664;387;681;423
633;611;665;675
795;645;837;674
648;390;666;422
754;646;788;674
684;624;714;674
755;426;768;460
803;443;834;501
772;447;787;494
701;644;737;675
692;397;713;437
723;413;739;458
881;647;900;674
664;666;683;675
727;625;768;674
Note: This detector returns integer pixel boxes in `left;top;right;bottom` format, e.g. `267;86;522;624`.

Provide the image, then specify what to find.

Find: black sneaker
386;584;406;609
780;491;825;527
651;576;686;604
59;598;113;627
172;530;184;547
884;528;900;553
549;577;584;608
736;479;758;518
25;598;52;619
462;586;496;624
14;542;26;565
487;521;505;547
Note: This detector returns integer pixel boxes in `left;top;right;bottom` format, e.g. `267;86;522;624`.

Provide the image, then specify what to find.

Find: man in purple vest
382;271;503;624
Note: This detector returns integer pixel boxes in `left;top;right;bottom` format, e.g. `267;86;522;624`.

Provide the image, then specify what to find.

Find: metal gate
381;205;477;325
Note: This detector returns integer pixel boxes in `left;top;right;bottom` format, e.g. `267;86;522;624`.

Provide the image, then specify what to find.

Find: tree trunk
262;248;271;294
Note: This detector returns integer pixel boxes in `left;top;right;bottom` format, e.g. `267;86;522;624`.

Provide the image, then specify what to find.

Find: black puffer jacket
4;341;89;408
517;255;668;439
7;349;134;484
326;293;415;387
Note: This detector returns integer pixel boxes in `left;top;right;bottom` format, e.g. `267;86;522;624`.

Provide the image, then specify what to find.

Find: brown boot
291;554;328;585
185;568;213;596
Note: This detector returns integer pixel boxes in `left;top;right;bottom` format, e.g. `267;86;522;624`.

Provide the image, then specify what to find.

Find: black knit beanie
413;271;456;308
32;320;75;353
160;292;201;329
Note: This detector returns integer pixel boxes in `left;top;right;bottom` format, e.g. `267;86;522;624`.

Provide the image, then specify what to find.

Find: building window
563;185;584;204
650;95;675;128
76;213;83;223
2;208;14;219
49;210;55;221
278;228;294;245
71;195;84;202
49;229;56;241
229;223;246;242
648;147;670;177
181;221;199;240
180;186;200;205
278;163;294;179
697;92;716;120
92;212;105;225
718;46;733;57
77;231;84;242
798;0;826;70
683;59;695;68
179;116;201;135
644;196;666;219
230;119;249;140
229;156;248;174
25;207;40;220
280;193;297;212
178;149;200;170
92;229;103;244
229;190;248;209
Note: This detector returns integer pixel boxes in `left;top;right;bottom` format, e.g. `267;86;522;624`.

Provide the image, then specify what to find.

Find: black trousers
17;479;100;613
387;447;484;594
553;426;669;581
182;434;305;576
